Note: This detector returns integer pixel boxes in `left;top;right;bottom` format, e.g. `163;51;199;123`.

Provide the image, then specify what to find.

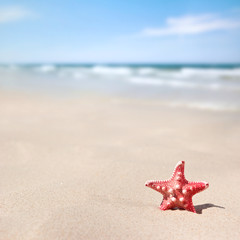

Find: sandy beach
0;90;240;240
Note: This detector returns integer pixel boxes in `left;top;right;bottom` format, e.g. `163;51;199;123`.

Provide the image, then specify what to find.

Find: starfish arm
145;180;170;194
159;199;174;211
183;198;196;213
184;181;209;195
170;161;187;182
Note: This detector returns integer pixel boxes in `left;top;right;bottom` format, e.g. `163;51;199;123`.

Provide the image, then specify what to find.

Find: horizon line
1;62;240;65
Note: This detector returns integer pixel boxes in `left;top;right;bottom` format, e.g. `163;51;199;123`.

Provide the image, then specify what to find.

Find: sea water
0;64;240;111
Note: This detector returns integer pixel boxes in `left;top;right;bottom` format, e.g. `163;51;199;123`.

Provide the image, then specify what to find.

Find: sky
0;0;240;63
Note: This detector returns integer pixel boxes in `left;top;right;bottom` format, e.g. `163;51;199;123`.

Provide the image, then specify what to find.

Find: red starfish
145;161;209;213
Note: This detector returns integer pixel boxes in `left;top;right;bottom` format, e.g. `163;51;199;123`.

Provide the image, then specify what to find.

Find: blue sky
0;0;240;63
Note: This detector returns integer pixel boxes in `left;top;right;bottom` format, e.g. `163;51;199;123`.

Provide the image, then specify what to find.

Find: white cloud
142;14;240;36
0;6;32;23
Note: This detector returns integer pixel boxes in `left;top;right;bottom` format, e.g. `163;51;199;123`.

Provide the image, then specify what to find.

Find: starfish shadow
195;203;225;214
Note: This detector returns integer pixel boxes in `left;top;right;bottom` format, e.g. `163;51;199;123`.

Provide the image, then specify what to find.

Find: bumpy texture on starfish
145;161;209;213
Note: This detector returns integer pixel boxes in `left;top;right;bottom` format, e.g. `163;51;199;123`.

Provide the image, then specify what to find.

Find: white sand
0;91;240;239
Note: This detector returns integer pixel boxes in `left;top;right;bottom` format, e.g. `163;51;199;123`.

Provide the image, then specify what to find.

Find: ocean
1;63;240;111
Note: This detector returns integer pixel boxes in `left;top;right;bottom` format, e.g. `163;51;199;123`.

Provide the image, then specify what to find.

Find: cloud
0;6;33;23
142;14;240;36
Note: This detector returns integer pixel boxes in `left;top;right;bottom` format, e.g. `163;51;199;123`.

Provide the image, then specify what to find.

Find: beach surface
0;91;240;240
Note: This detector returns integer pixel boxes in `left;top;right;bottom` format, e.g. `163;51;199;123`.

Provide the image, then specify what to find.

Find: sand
0;91;240;240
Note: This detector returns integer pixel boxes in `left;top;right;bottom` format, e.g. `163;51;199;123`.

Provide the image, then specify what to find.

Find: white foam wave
168;101;240;112
92;66;132;76
137;67;157;75
36;65;56;73
129;77;197;88
129;77;212;90
128;76;240;91
3;65;240;93
57;67;84;78
178;67;240;79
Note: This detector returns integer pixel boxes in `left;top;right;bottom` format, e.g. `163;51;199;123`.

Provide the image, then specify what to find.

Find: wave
167;101;240;112
92;66;132;76
35;65;56;73
137;67;158;75
178;67;240;79
1;64;240;93
129;77;197;88
128;76;240;91
3;64;240;79
32;65;240;92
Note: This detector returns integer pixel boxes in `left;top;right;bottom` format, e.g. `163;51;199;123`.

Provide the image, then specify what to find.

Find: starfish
145;161;209;213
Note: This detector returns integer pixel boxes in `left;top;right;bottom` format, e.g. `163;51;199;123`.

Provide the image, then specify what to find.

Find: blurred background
0;0;240;111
